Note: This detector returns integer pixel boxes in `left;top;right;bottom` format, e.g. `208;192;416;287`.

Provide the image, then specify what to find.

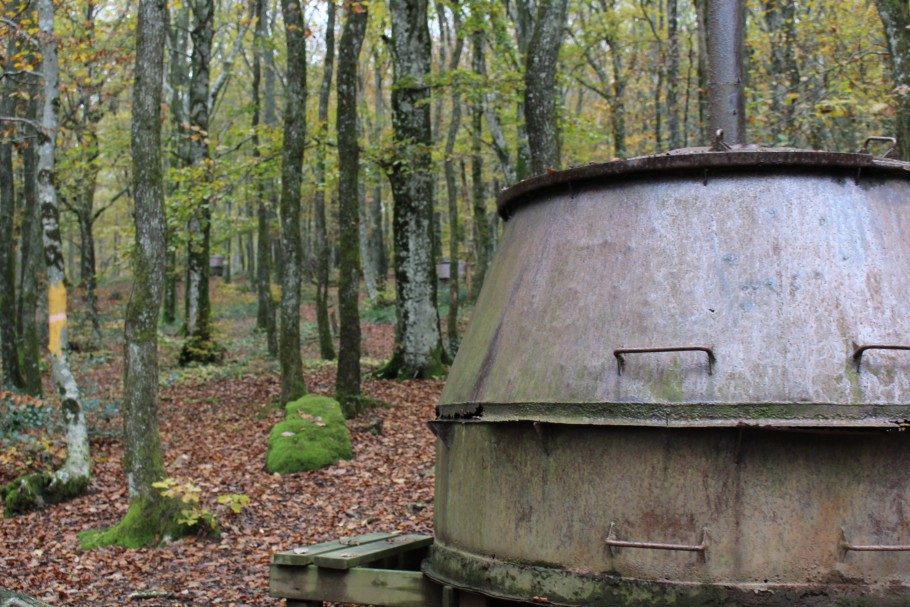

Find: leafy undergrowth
0;279;442;606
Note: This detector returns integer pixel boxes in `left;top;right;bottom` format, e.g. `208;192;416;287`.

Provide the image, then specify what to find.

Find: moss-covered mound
3;471;90;517
266;395;353;474
78;497;216;550
178;336;225;366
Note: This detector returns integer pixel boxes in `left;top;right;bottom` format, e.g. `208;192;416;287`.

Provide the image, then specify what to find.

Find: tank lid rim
496;147;910;219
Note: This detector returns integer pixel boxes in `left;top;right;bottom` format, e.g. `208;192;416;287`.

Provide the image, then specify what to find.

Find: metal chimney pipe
707;0;746;145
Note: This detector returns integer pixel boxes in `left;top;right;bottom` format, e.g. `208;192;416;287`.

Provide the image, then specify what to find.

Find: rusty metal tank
424;146;910;606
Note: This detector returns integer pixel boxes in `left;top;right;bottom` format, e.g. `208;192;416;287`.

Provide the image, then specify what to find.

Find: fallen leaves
1;289;442;606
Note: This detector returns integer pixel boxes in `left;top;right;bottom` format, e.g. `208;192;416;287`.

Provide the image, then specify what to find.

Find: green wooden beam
270;565;442;607
313;534;433;570
272;532;399;566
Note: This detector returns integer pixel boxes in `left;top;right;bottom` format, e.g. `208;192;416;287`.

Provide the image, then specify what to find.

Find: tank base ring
424;543;910;607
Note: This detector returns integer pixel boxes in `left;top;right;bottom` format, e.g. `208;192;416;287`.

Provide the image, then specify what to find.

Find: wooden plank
272;532;399;566
270;565;442;607
313;534;433;570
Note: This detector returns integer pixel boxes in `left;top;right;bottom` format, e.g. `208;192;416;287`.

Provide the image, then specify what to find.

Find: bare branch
0;115;44;132
0;17;39;46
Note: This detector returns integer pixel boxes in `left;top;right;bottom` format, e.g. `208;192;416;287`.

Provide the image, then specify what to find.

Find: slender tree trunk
17;97;43;395
76;201;102;346
0;35;22;389
444;10;464;354
370;50;388;288
2;0;94;515
666;0;681;149
252;0;277;356
524;0;569;174
164;2;189;325
116;0;188;541
470;28;491;299
277;0;308;402
378;0;447;379
336;0;369;412
358;175;378;302
181;0;218;363
78;0;212;545
877;0;910;160
314;0;337;361
694;0;709;143
511;0;533;180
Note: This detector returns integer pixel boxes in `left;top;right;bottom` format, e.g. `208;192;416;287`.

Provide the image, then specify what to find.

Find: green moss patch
178;336;226;366
266;395;353;474
79;497;216;550
3;471;90;517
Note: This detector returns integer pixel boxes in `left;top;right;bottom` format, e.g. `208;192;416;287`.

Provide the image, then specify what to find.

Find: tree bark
444;7;464;354
470;27;491;299
184;0;215;354
164;1;190;325
370;49;388;288
764;0;799;144
0;33;22;389
252;0;277;356
523;0;569;175
335;0;368;411
123;0;169;509
693;0;709;144
666;0;681;149
314;0;337;361
38;0;91;494
877;0;910;159
378;0;447;379
17;97;43;396
278;0;307;402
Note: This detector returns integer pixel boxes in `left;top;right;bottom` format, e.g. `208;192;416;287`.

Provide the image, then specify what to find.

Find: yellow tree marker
47;282;67;357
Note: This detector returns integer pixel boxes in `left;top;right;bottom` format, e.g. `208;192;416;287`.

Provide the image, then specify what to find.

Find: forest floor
1;278;449;606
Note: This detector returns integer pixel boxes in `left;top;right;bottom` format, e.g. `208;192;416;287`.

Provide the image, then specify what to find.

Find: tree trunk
164;1;190;325
0;35;22;389
358;178;378;302
314;0;337;361
103;0;195;545
77;0;214;545
877;0;910;160
523;0;569;175
335;0;368;411
444;8;464;355
252;0;277;356
378;0;447;379
183;0;215;360
666;0;681;149
370;49;388;288
4;0;93;515
694;0;709;143
470;28;491;299
765;0;800;144
277;0;308;402
510;0;533;180
17;97;43;396
76;202;102;347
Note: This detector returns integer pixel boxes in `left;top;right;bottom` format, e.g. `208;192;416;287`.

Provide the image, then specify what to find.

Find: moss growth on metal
648;365;685;402
266;395;352;474
2;471;89;517
78;496;215;549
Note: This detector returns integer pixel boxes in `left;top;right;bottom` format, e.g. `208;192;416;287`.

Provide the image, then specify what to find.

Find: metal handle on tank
851;343;910;371
839;529;910;561
857;136;897;158
614;346;716;376
605;522;708;557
